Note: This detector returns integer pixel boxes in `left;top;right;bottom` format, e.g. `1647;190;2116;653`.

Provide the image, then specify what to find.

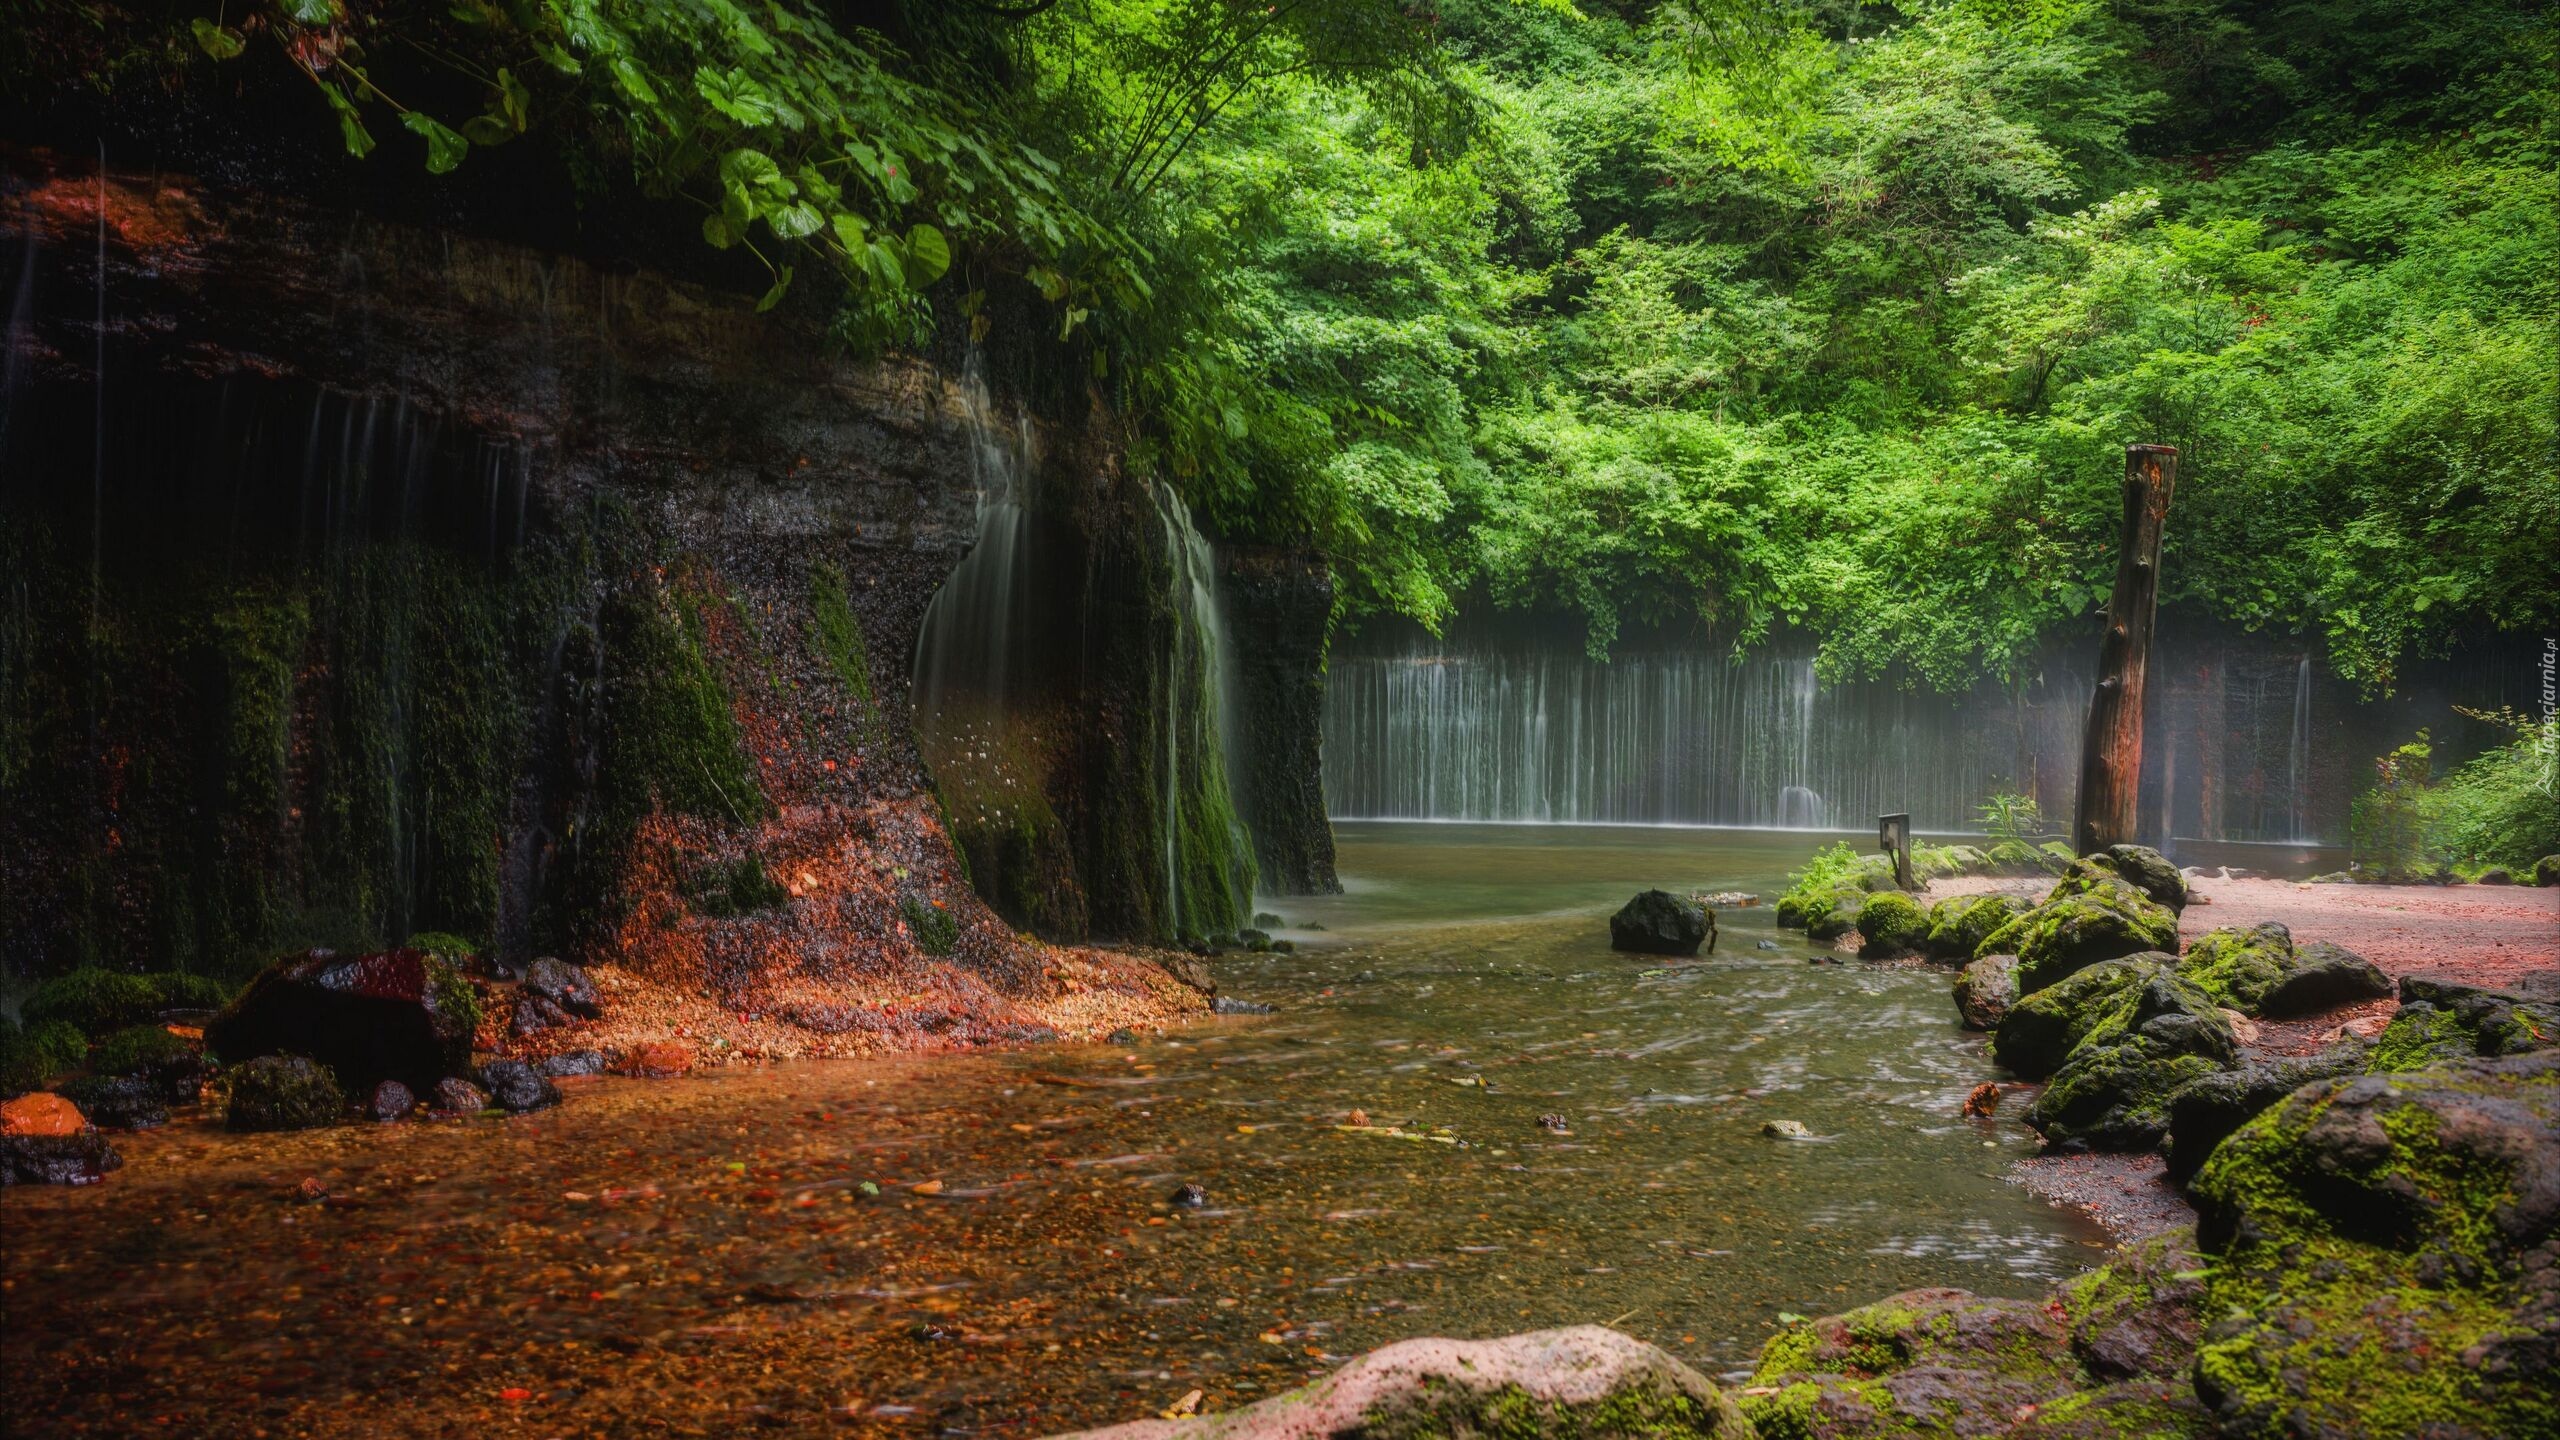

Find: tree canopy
57;0;2560;690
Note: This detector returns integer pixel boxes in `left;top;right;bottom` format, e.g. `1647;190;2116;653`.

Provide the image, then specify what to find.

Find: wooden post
2074;445;2176;855
1878;813;1913;889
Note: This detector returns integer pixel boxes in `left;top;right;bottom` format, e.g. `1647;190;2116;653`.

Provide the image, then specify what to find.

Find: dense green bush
0;1017;90;1094
2350;717;2560;879
88;1025;199;1078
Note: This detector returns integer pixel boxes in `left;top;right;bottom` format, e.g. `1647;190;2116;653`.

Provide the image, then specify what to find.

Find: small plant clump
901;894;960;957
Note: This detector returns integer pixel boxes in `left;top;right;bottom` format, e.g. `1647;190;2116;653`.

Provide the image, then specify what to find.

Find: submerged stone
1610;890;1713;956
1045;1326;1752;1439
536;1050;607;1078
366;1079;414;1123
0;1128;122;1186
431;1076;488;1114
206;948;482;1096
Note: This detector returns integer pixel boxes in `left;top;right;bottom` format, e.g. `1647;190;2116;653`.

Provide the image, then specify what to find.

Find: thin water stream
0;824;2102;1438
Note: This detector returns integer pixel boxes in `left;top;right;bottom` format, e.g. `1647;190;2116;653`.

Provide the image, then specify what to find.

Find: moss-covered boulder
2367;973;2560;1073
2188;1051;2560;1439
206;948;482;1095
1046;1326;1753;1440
1740;1288;2083;1440
2176;923;2391;1018
2173;923;2297;1012
0;1018;88;1096
1988;879;2181;994
1855;892;1929;958
1981;839;2045;876
1803;885;1870;942
2535;854;2560;886
2001;1380;2211;1439
222;1055;345;1132
2162;1040;2369;1184
2026;973;2239;1151
2056;1227;2206;1382
1921;894;2014;962
2036;840;2078;872
2099;845;2187;913
1953;953;2019;1032
1992;956;2172;1081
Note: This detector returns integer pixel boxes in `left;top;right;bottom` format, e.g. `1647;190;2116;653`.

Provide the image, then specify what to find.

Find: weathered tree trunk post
2074;444;2176;855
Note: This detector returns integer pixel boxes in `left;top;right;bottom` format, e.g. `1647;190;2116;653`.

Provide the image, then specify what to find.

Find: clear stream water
1;824;2103;1438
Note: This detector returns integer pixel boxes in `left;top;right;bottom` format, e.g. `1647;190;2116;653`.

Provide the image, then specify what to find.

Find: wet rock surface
1924;894;2016;962
205;948;480;1096
1992;957;2173;1081
365;1080;415;1123
1048;1326;1753;1440
522;957;603;1019
1609;890;1713;956
477;1060;562;1114
1740;1287;2083;1439
1989;876;2182;995
0;1126;124;1186
55;1074;169;1131
2025;974;2238;1151
1854;893;1928;959
2161;1041;2368;1183
536;1050;608;1078
1953;954;2019;1031
430;1077;488;1115
2368;971;2560;1072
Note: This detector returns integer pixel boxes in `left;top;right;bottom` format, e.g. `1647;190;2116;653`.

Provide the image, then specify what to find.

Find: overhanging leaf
190;18;245;60
902;224;950;287
401;112;470;175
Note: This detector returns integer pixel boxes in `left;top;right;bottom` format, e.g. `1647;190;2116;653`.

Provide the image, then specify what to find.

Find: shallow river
1;823;2104;1438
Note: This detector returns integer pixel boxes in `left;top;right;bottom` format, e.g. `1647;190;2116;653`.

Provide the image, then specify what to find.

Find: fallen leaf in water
563;1191;593;1202
911;1179;944;1196
1258;1331;1285;1345
1346;1108;1369;1127
1159;1389;1203;1419
499;1388;532;1404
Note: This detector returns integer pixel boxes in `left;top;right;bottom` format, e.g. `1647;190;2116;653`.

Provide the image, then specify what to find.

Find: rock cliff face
0;153;1332;991
1220;547;1341;896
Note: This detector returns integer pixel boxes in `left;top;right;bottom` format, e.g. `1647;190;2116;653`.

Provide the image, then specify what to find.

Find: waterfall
1152;484;1256;936
912;350;1034;734
2286;654;2313;843
1323;627;2092;831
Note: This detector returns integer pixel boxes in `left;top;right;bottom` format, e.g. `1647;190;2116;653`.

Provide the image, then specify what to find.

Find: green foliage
154;0;2556;684
691;855;790;917
2352;716;2560;879
405;932;481;964
0;1018;90;1093
600;583;767;828
88;1024;197;1077
22;969;161;1036
1976;791;2044;842
900;893;960;956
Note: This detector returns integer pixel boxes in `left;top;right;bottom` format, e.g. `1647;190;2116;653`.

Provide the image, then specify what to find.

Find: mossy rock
1981;839;2044;876
2188;1051;2560;1439
87;1025;197;1077
207;949;481;1094
1992;956;2173;1081
2036;840;2078;873
21;970;230;1034
2002;1379;2212;1439
223;1054;345;1132
0;1019;89;1096
1050;1326;1753;1440
404;932;482;966
2163;1040;2370;1184
1988;880;2181;994
2367;974;2560;1073
2535;854;2560;886
1854;892;1928;958
2026;971;2238;1151
2056;1227;2205;1382
21;969;159;1034
2098;844;2187;913
1803;885;1869;942
1743;1287;2081;1440
1953;953;2018;1032
1923;894;2015;962
2175;923;2298;1013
